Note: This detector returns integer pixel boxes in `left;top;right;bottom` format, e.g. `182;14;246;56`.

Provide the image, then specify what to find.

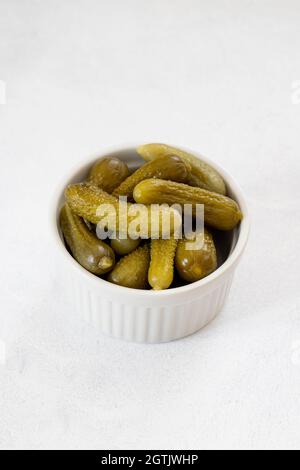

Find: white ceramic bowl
52;144;250;343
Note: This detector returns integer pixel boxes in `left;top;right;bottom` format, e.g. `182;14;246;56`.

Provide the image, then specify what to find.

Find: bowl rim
51;143;250;298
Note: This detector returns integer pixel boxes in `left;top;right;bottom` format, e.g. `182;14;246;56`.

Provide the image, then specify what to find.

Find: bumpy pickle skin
111;235;140;256
107;244;150;289
133;179;242;231
175;229;217;283
87;156;130;193
65;182;182;238
60;204;115;275
137;143;226;195
148;237;178;290
112;154;191;200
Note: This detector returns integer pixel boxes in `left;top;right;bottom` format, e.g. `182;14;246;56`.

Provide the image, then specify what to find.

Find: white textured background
1;0;300;450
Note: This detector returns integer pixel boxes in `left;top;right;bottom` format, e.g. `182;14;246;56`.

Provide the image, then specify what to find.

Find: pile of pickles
60;143;242;290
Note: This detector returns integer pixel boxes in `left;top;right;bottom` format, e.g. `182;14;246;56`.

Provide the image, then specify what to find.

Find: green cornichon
60;204;115;275
87;156;129;193
111;235;141;256
65;182;182;238
175;229;217;283
148;237;178;290
133;179;242;231
137;143;226;195
112;154;191;199
107;244;150;289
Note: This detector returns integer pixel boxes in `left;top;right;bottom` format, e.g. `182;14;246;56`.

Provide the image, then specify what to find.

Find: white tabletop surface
1;0;300;450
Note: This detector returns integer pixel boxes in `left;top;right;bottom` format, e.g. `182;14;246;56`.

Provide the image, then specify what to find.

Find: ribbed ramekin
52;144;250;343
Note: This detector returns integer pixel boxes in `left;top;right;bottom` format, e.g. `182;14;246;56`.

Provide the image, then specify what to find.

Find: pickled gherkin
133;179;242;231
175;229;217;283
137;143;226;195
65;183;117;224
148;237;178;290
107;244;150;289
60;204;115;275
65;182;182;238
111;235;140;256
112;154;191;199
87;156;129;193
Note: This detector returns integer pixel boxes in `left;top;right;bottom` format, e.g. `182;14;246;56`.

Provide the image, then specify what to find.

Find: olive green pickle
148;238;178;290
112;154;191;200
133;178;242;231
65;182;181;239
107;244;150;289
88;156;129;193
175;229;217;283
111;235;140;256
137;143;226;195
60;204;115;275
